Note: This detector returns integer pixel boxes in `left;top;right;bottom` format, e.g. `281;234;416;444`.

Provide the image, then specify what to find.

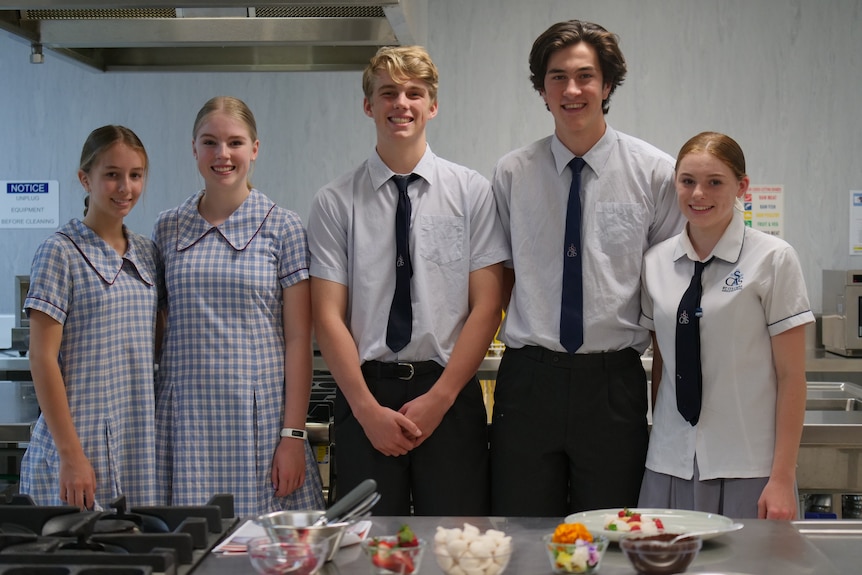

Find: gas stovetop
0;493;238;575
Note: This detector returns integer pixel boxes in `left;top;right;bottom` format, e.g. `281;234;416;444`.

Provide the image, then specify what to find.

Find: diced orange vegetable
551;522;594;544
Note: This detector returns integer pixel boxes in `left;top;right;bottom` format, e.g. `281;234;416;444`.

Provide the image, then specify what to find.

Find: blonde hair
80;125;148;216
193;96;258;190
362;46;439;104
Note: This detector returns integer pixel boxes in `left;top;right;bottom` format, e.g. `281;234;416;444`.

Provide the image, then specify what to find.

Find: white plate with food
564;508;742;542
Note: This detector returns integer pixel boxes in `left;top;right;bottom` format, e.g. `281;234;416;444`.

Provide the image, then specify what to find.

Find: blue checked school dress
153;189;324;516
20;219;161;508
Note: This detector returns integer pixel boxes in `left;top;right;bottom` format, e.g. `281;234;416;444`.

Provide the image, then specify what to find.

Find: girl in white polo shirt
638;132;814;519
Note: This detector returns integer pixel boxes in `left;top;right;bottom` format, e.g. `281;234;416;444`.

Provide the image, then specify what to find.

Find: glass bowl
361;536;426;575
246;536;327;575
255;510;348;562
542;533;608;574
433;538;512;575
619;533;703;575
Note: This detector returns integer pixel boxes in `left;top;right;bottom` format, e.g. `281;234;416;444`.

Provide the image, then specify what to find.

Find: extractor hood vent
0;1;423;72
21;9;178;19
20;6;387;19
256;6;385;17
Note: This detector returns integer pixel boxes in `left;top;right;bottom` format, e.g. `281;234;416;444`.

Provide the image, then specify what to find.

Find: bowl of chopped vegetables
543;523;608;574
361;525;425;575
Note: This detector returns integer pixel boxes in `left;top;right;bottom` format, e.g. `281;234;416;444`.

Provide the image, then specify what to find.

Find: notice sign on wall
744;184;784;238
849;190;862;255
0;180;59;229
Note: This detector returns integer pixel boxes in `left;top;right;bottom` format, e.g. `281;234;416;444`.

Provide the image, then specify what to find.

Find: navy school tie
386;174;421;352
560;157;587;353
675;257;713;425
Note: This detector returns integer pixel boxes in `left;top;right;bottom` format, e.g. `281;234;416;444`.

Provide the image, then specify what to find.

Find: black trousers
334;361;490;516
489;346;648;517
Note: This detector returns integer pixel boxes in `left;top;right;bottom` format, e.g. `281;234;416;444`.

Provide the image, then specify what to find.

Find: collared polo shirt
308;145;509;365
640;212;815;480
492;126;684;353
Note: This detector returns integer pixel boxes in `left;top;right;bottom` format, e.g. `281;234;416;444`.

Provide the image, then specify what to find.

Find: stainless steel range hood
0;0;424;72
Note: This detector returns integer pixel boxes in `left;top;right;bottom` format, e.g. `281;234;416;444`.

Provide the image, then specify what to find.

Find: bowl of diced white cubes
433;523;512;575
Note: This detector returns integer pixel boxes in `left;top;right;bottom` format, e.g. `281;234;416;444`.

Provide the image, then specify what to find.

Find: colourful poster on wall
744;185;783;237
849;190;862;255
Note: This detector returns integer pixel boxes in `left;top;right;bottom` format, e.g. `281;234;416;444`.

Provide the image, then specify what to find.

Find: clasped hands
361;393;449;457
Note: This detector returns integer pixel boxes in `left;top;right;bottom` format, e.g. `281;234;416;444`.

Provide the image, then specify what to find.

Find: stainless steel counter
196;516;842;575
0;380;37;443
0;351;29;373
794;519;862;574
6;348;862;379
807;348;862;373
803;382;862;444
3;351;862;446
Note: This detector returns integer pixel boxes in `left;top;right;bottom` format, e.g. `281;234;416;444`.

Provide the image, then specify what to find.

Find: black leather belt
361;360;441;381
513;345;640;369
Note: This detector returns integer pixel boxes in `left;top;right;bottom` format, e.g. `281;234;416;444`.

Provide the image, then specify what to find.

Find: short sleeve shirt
492;126;684;353
307;145;509;365
640;212;815;480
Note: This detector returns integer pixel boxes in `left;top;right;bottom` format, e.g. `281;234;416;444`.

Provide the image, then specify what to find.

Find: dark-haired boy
490;20;685;516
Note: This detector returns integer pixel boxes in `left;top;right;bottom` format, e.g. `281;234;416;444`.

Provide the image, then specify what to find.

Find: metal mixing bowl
255;510;349;562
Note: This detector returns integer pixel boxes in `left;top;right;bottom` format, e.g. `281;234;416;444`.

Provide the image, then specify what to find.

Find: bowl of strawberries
361;524;425;575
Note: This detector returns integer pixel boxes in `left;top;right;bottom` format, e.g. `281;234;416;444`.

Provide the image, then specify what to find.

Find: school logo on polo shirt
722;269;744;292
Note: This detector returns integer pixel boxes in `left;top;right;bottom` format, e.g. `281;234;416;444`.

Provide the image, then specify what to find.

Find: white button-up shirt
640;212;815;480
493;126;683;353
308;145;509;365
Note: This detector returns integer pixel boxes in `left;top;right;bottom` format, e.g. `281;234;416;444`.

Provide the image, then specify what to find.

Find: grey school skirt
637;458;791;519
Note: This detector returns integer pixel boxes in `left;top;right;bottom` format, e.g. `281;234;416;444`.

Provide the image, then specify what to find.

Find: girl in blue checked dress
153;96;324;515
21;125;160;509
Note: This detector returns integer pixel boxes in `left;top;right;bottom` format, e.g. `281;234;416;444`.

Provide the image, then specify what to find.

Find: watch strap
280;427;307;440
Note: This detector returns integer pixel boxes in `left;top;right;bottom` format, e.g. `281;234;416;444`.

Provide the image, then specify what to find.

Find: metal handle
315;478;377;525
339;492;381;524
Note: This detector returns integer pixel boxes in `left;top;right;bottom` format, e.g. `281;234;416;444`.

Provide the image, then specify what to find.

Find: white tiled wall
1;0;860;315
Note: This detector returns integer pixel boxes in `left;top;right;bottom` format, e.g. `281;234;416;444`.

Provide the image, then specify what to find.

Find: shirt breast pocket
419;215;464;265
595;202;646;256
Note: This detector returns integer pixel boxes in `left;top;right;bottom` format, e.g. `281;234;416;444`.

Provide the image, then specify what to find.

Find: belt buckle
397;362;415;381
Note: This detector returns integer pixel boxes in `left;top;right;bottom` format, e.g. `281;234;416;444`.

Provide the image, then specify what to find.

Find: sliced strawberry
618;509;627;517
630;513;641;522
370;531;419;574
654;518;665;530
370;540;394;569
388;549;415;574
